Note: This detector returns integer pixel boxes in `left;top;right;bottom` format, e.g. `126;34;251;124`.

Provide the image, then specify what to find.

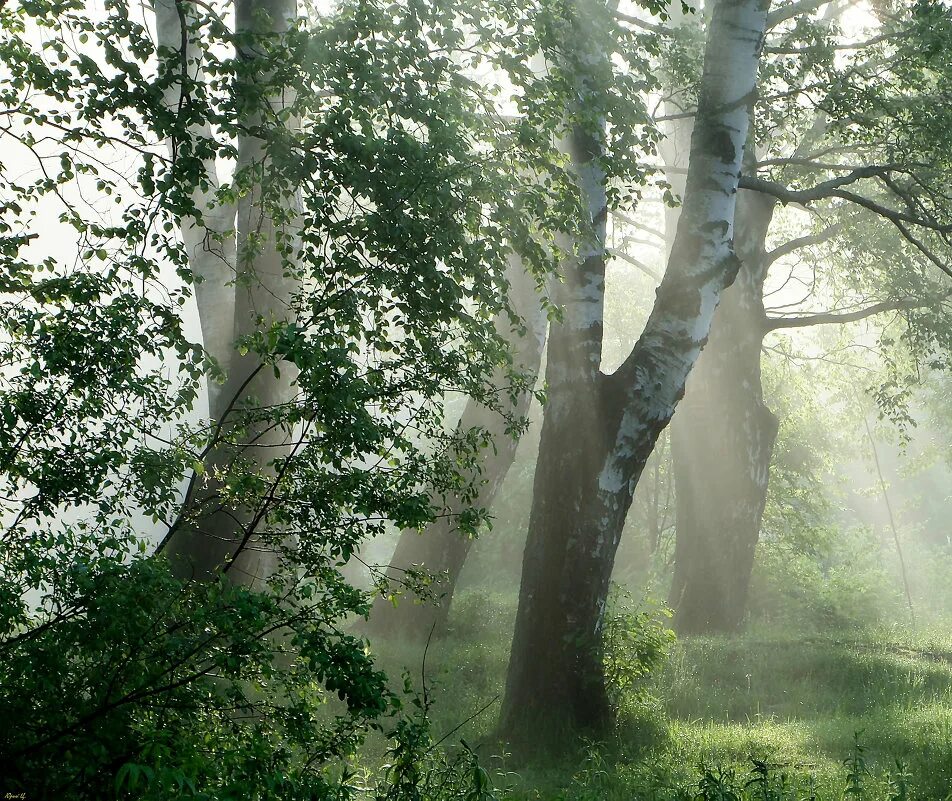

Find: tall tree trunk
366;255;546;640
153;0;237;419
500;0;769;742
156;0;299;585
664;0;843;634
668;186;778;634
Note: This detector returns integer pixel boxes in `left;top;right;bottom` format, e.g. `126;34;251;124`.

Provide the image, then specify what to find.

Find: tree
366;253;548;641
365;0;654;643
668;0;952;633
152;0;300;585
500;0;771;741
0;0;570;793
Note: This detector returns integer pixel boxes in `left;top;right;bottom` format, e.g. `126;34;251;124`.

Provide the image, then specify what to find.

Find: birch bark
668;0;844;633
500;0;770;740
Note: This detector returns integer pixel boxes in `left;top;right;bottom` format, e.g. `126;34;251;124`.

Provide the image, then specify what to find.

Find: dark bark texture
500;0;770;744
499;246;621;735
668;188;779;634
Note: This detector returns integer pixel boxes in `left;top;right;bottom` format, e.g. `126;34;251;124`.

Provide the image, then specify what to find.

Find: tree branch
612;10;669;35
740;172;952;279
607;248;661;281
764;30;903;54
765;0;829;29
611;209;666;239
764;295;946;332
764;221;845;265
740;166;893;205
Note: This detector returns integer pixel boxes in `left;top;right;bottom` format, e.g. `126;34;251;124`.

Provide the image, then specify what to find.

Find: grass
652;627;952;797
367;592;952;799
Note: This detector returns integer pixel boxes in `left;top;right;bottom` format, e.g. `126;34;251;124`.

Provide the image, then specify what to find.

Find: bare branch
765;222;845;265
764;295;947;331
765;0;829;29
764;30;904;54
613;10;669;34
757;157;908;172
740;166;894;205
611;209;665;240
607;248;661;281
740;171;952;275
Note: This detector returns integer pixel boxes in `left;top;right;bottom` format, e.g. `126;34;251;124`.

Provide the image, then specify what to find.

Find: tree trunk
367;254;546;641
153;0;237;420
663;0;842;632
668;186;779;634
156;0;299;585
500;0;769;743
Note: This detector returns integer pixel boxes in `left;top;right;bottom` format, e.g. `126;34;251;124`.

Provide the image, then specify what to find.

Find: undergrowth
364;590;952;800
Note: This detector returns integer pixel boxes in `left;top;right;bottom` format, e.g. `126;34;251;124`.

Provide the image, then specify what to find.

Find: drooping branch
607;248;661;281
740;172;952;279
612;9;669;34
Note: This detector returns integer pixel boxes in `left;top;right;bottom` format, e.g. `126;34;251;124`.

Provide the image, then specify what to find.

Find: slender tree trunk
668;186;778;634
500;0;769;742
367;255;546;640
153;0;237;419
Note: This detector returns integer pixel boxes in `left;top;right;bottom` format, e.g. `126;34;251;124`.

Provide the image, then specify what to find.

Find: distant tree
366;253;547;641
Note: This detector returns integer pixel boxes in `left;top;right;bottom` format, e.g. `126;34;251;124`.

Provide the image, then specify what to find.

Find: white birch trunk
154;0;237;419
155;0;300;585
501;0;770;740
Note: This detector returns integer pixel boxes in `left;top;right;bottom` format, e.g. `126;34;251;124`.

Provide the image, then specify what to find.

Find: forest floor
370;592;952;799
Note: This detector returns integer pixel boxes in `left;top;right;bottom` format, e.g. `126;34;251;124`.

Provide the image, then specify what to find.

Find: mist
5;0;952;798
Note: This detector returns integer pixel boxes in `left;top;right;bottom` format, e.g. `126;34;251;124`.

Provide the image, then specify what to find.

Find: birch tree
365;0;654;641
500;0;771;739
152;0;299;585
367;255;548;640
0;0;573;791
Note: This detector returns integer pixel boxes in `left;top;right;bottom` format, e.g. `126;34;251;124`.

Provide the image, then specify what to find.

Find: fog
6;0;952;798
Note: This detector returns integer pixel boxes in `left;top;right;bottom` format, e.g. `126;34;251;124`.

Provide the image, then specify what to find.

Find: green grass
366;593;952;799
652;628;952;797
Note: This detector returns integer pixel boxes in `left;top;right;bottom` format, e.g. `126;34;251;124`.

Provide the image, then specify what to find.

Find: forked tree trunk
366;255;546;641
500;0;769;742
668;186;778;634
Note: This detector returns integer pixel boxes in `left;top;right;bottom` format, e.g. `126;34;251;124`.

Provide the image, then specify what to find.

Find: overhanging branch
607;248;661;281
764;294;948;332
740;172;952;279
764;221;845;265
612;10;670;34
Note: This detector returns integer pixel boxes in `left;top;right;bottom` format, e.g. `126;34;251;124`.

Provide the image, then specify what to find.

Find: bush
602;588;676;716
